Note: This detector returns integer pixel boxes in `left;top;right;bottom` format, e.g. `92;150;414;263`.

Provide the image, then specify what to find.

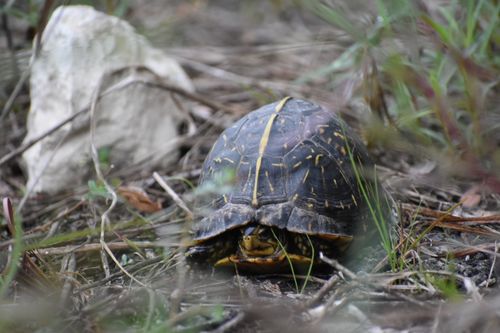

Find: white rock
23;5;194;194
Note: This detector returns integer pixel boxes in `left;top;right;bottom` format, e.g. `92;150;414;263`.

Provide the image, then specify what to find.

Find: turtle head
213;225;311;272
239;225;281;257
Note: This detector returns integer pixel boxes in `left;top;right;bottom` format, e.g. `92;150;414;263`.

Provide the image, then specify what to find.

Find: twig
450;242;500;258
29;200;85;234
403;204;500;223
398;270;483;302
58;252;76;308
165;305;212;327
179;57;325;98
17;129;70;212
1;13;13;50
485;241;498;288
37;241;160;256
307;291;349;325
304;274;341;308
143;79;240;115
74;256;165;293
143;288;157;332
89;74;147;288
0;197;23;298
319;253;357;280
0;52;30;124
0;0;57;122
0;63;236;167
433;222;492;236
153;172;193;219
431;303;443;333
153;171;193;317
33;0;55;57
208;312;245;333
0;107;87;167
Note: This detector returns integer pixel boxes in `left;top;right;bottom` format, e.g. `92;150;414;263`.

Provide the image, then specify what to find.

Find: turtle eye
242;226;256;236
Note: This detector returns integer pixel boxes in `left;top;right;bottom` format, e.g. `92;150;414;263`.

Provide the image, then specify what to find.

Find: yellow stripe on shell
302;169;310;183
252;96;292;207
351;194;358;206
265;171;275;192
315;154;323;166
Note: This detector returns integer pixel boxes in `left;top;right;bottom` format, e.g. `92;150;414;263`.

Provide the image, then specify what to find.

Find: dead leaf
460;185;481;209
118;186;162;213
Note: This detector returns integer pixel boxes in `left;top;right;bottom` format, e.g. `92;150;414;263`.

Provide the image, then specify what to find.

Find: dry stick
322;254;428;307
304;274;341;308
0;0;59;122
437;222;493;236
451;242;500;258
319;253;357;280
143;288;157;332
0;65;235;168
74;256;164;294
0;107;87;167
89;78;112;279
102;64;239;115
0;68;30;122
3;64;213;276
143;80;239;115
88;75;148;288
165;305;213;328
179;58;305;94
153;172;192;317
17;130;70;212
431;303;443;333
307;288;349;325
1;198;51;294
1;12;14;50
58;252;76;308
208;312;246;333
372;201;465;273
30;200;85;234
485;242;498;288
119;64;241;116
421;270;482;302
1;197;16;287
153;172;193;219
403;204;500;223
37;241;159;256
33;0;55;57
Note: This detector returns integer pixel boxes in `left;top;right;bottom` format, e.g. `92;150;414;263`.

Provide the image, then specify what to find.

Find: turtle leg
187;232;238;264
289;233;343;260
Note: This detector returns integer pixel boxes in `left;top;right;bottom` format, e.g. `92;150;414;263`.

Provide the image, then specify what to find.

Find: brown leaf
118;186;162;213
460;185;482;209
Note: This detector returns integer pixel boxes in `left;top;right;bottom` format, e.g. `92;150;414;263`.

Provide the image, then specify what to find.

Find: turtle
189;97;387;272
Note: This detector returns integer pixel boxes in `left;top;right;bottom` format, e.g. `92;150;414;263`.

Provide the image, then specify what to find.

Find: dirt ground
1;1;500;332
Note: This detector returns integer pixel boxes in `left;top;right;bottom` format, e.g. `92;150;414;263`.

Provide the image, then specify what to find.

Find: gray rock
23;5;194;194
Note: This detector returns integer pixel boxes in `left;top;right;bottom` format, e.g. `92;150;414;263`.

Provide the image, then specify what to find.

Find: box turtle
189;97;387;272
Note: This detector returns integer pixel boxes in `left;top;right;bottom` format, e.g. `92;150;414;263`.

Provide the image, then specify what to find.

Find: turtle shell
193;97;376;247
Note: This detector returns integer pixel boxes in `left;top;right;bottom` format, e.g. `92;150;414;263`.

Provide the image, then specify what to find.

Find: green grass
301;234;315;293
300;0;500;271
270;229;314;294
425;260;463;302
343;134;398;271
271;228;301;293
0;199;24;299
300;0;500;186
